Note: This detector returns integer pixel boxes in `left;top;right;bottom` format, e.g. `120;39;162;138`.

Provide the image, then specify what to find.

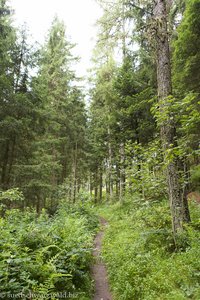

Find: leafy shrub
0;203;98;299
190;165;200;191
125;141;168;201
0;188;24;214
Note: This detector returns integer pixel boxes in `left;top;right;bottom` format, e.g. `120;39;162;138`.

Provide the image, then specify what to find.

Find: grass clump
97;197;200;300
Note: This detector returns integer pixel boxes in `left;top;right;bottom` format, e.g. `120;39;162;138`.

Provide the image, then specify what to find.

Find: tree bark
154;0;185;237
179;158;191;223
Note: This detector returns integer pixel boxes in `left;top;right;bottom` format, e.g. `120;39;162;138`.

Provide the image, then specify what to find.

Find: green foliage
176;93;200;161
151;91;200;183
0;204;98;298
0;188;25;214
29;17;88;204
97;198;200;300
173;0;200;94
88;51;157;203
0;188;24;202
0;9;88;206
190;165;200;191
0;2;200;299
113;55;156;144
0;9;39;192
125;140;167;200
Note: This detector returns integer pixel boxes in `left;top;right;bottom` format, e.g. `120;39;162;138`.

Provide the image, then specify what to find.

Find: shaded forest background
0;0;200;233
0;0;200;298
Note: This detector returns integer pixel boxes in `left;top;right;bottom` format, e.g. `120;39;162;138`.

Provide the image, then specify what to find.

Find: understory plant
0;202;98;299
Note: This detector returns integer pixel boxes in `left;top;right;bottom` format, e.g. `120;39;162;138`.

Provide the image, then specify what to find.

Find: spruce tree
31;17;87;206
173;0;200;94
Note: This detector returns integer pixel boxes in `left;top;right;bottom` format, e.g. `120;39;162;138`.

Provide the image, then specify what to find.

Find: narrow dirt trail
91;217;113;300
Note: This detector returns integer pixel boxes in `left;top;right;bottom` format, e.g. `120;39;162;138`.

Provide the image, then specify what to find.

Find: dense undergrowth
1;191;200;300
97;196;200;300
0;201;98;299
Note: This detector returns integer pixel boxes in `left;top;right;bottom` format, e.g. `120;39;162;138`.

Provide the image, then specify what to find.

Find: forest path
91;217;113;300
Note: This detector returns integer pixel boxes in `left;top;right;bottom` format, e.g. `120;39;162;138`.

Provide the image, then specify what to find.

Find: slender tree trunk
94;168;98;203
99;166;103;202
73;141;78;203
179;159;191;222
120;0;126;201
108;126;113;200
6;137;16;188
89;173;93;196
51;147;57;187
122;0;126;57
116;180;119;198
61;149;68;183
106;175;109;201
1;140;10;189
36;194;41;214
94;186;98;203
135;118;143;195
116;164;120;199
154;0;187;237
77;179;81;194
69;181;73;202
119;142;126;202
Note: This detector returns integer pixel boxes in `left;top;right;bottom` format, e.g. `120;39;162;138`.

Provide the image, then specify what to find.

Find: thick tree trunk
154;0;188;237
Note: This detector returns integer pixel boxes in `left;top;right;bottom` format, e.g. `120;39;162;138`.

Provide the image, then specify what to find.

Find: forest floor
91;217;113;300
